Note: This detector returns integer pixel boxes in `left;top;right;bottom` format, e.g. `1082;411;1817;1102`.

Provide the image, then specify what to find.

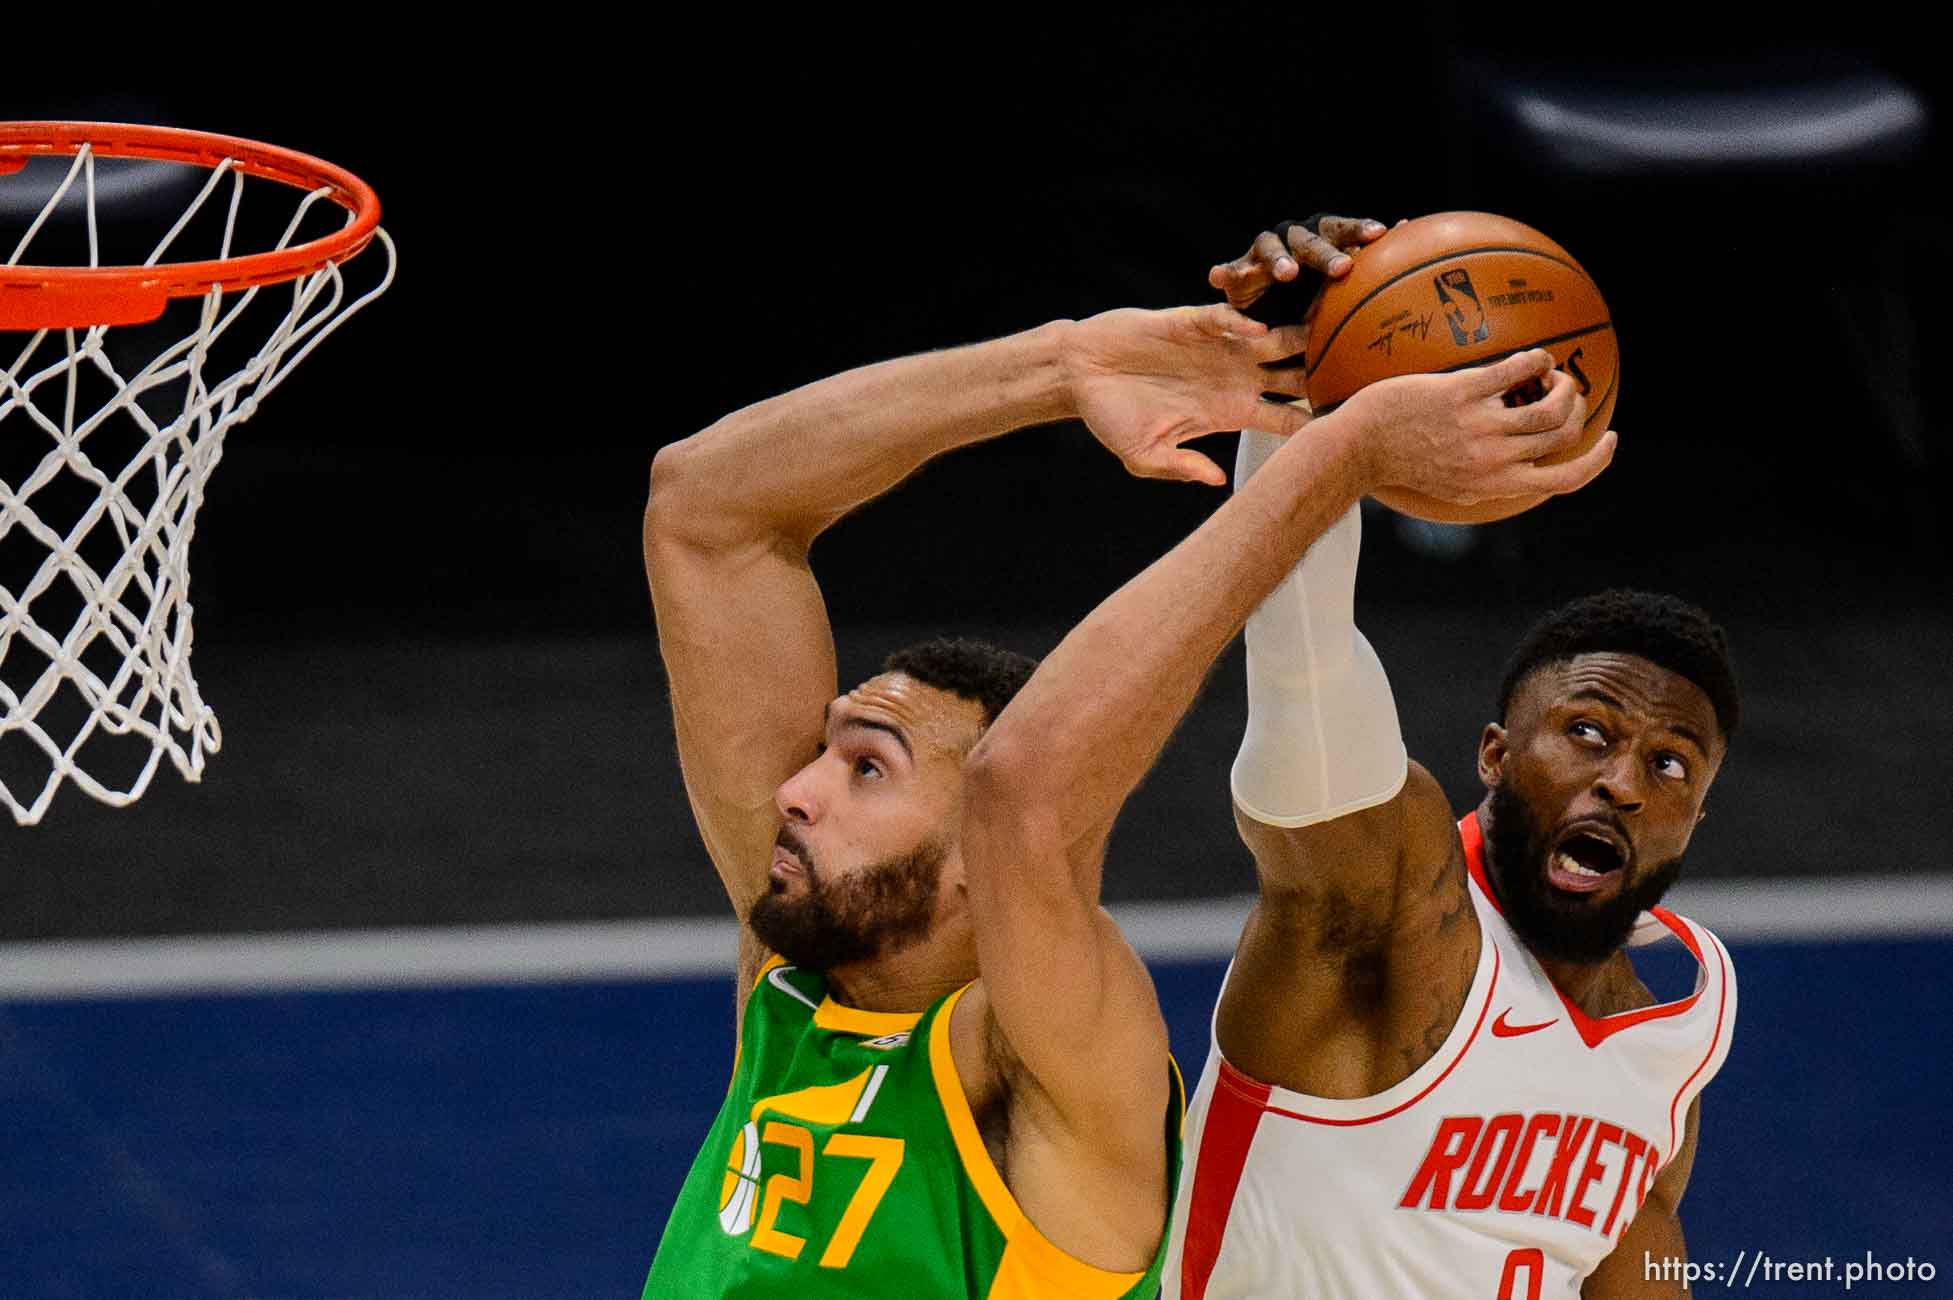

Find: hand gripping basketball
1335;349;1616;512
1212;214;1390;331
1300;211;1619;524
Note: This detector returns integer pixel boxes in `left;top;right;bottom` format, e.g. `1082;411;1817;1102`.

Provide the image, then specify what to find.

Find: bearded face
747;825;946;970
1477;652;1725;965
1483;780;1684;965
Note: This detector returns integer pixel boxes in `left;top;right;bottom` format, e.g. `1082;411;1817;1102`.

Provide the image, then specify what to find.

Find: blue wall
4;939;1947;1297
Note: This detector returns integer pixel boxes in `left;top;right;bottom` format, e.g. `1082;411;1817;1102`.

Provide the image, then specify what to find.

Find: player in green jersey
642;221;1612;1297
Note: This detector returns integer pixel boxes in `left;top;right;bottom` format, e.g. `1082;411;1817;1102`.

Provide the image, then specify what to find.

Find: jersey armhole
728;953;791;1088
926;985;1182;1297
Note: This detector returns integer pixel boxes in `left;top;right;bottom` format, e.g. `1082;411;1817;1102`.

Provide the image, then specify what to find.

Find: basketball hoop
1;121;396;825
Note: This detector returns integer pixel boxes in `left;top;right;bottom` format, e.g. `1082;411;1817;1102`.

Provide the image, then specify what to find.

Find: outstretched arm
960;332;1609;1143
1219;423;1478;1097
647;327;1072;924
646;302;1323;1000
1208;222;1608;1097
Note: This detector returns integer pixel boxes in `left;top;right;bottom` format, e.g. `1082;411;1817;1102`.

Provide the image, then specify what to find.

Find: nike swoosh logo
767;965;819;1012
1491;1009;1557;1038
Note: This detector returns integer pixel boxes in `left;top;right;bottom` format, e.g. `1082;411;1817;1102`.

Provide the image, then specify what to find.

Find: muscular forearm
650;322;1075;549
969;412;1374;889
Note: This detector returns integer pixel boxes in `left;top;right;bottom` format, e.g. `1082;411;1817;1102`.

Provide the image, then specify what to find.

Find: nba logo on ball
1433;268;1490;346
1301;211;1618;524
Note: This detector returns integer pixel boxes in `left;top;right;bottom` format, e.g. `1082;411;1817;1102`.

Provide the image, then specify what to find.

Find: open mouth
1547;825;1627;895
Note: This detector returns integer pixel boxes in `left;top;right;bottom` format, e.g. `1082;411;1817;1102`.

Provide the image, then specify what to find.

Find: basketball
1303;212;1617;525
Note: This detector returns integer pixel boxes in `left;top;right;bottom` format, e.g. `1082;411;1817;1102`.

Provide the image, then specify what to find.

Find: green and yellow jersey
645;956;1183;1298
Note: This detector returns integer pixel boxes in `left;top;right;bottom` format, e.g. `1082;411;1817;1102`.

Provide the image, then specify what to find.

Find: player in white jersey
1162;226;1744;1299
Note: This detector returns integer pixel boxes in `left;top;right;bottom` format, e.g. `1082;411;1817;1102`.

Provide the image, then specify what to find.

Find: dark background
3;10;1948;937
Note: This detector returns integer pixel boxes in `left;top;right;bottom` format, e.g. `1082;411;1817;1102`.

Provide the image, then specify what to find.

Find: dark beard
1483;782;1683;965
746;831;946;971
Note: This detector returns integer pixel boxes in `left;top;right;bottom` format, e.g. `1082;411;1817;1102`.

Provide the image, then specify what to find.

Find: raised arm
1216;420;1485;1099
645;308;1322;995
959;325;1608;1144
645;327;1074;967
1205;221;1602;1098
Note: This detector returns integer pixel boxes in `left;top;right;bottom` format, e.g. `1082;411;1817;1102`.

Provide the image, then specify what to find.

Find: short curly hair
883;637;1039;730
1497;590;1740;738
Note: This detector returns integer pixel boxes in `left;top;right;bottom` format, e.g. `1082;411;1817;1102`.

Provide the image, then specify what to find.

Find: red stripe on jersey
1256;941;1500;1128
1557;908;1708;1048
1667;927;1730;1158
1458;813;1716;1050
1460;811;1501;914
1179;1063;1270;1300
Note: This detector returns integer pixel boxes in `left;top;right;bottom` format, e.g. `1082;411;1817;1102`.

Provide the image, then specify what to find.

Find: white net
1;142;394;825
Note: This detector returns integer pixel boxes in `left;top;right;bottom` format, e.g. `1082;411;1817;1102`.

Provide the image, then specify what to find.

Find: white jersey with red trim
1162;813;1736;1299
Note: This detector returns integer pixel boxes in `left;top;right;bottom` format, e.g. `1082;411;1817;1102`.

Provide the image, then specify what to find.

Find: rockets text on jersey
1161;812;1736;1299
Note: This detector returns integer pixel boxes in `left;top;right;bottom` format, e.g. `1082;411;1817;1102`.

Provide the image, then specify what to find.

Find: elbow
961;732;1050;834
647;426;804;555
961;738;1068;883
963;732;1029;809
645;438;703;544
965;704;1097;827
647;433;755;555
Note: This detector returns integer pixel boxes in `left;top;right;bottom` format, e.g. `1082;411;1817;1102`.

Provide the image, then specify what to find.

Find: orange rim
0;121;382;329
